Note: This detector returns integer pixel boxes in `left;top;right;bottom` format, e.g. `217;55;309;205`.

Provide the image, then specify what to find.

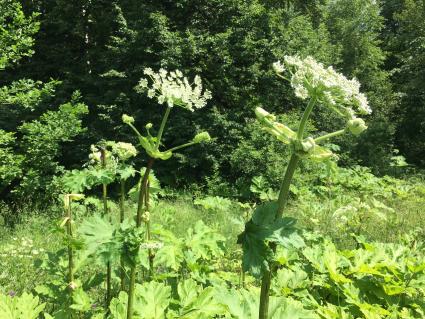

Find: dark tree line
1;0;424;200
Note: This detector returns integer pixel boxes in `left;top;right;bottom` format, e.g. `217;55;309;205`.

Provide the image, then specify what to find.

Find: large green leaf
77;214;119;264
0;292;45;319
70;288;91;312
134;282;171;319
238;202;302;278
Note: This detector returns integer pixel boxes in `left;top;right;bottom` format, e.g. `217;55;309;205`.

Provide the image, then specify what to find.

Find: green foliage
16;93;88;199
389;0;425;166
0;292;45;319
271;233;425;318
0;0;39;69
0;80;60;111
0;131;23;192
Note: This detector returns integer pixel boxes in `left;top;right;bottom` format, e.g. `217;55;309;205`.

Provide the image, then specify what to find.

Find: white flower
158;95;165;104
272;61;285;73
139;79;148;88
144;68;153;76
147;89;155;98
137;68;212;111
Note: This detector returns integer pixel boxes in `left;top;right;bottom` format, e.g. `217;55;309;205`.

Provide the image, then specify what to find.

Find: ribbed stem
314;129;346;144
67;203;74;284
258;154;300;319
127;158;154;319
145;180;154;279
120;180;126;291
101;149;111;310
66;201;74;319
297;97;316;140
155;107;171;150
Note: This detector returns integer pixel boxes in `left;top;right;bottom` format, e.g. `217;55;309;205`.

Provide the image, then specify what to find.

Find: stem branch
314;129;346;144
155;107;171;150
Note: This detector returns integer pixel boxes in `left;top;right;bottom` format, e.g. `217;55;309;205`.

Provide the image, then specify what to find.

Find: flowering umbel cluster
137;68;212;111
274;56;372;118
258;55;372;161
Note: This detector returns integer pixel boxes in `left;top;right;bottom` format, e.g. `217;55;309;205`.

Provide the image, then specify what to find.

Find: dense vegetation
0;0;424;318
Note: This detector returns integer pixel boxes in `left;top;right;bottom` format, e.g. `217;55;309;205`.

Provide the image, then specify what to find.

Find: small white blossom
139;79;148;88
144;68;153;76
272;60;285;73
147;89;155;98
137;68;212;112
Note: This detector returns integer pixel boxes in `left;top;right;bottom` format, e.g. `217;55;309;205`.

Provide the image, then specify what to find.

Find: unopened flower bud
142;211;150;222
301;137;316;152
255;107;276;121
145;123;153;130
347;118;367;135
69;282;78;290
122;114;135;125
193;131;211;143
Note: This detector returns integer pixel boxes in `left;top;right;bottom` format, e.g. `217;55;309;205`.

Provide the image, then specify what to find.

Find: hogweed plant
123;67;212;319
237;55;372;319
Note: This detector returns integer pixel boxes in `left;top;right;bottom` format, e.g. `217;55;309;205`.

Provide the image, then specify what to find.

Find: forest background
1;0;424;206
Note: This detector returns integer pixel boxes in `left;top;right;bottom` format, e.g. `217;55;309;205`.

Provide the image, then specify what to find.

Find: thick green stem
127;158;154;319
258;154;300;319
67;203;74;285
314;129;346;144
259;97;316;319
101;149;111;309
144;180;154;279
66;201;75;319
120;180;126;291
276;154;301;218
155;107;171;150
297;97;316;140
167;141;197;153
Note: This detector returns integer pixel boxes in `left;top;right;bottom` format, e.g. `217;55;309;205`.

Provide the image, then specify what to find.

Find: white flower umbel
281;56;372;118
137;68;212;112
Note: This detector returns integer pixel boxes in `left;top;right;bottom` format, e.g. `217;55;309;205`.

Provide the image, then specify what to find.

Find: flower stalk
100;148;112;310
120;180;126;291
155;107;171;150
126;158;154;319
66;200;74;287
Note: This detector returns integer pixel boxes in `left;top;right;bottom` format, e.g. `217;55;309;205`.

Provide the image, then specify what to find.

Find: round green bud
122;114;135;125
193;131;211;143
301;137;316;152
145;122;153;129
347;118;367;135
